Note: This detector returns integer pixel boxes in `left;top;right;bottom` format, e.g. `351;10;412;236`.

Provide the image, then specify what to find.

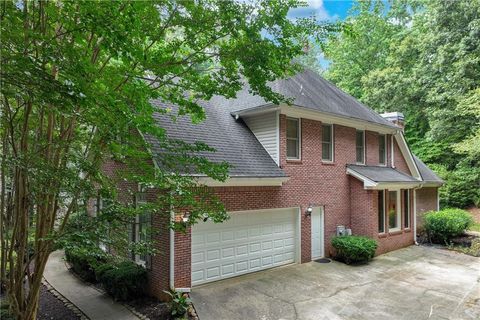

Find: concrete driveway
190;246;480;320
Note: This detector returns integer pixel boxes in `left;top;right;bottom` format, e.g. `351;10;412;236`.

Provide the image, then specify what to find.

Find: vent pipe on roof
380;112;405;130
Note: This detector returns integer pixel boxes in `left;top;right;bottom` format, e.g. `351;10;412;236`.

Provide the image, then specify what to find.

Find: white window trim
378;190;386;234
286;117;301;161
388;191;401;232
379;134;387;166
404;190;410;229
322;124;334;162
356;130;365;165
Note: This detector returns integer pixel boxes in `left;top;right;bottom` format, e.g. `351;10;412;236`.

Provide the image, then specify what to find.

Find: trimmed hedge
425;208;474;244
331;235;378;264
64;249;103;283
96;261;147;301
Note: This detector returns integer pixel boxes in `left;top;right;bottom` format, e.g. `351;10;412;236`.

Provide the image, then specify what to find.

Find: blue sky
288;0;355;22
288;1;356;69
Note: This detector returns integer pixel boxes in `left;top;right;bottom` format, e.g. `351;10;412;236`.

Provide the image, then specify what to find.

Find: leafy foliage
96;261;147;301
1;1;335;317
164;290;192;319
424;209;474;244
323;0;480;208
331;235;378;264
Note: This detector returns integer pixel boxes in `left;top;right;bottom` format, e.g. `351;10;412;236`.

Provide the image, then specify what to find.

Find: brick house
98;69;442;299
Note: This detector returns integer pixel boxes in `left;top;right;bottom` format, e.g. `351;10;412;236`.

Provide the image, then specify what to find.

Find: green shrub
424;208;474;244
331;235;378;264
94;262;115;282
65;248;106;283
96;261;147;301
164;290;191;319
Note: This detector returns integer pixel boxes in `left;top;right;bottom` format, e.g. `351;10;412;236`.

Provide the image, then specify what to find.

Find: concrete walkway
44;251;139;320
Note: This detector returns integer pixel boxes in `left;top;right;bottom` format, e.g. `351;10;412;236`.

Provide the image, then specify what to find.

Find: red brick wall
105;114;417;292
171;115;417;288
393;138;411;175
415;187;438;227
349;178;414;254
349;177;377;238
96;159;171;300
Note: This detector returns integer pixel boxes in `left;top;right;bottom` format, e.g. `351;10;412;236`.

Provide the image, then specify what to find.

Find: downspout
169;205;175;289
437;188;440;211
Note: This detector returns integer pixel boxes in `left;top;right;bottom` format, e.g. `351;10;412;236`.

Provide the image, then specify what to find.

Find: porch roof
346;164;422;189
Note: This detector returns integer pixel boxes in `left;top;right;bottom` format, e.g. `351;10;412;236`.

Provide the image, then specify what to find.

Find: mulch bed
0;284;80;320
127;297;172;320
37;284;81;320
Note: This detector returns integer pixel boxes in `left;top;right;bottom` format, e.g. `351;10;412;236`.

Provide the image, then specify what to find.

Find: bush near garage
424;208;474;244
331;235;378;264
95;260;147;301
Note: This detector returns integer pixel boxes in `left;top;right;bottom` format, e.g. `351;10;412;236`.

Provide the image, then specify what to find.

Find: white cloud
289;0;337;22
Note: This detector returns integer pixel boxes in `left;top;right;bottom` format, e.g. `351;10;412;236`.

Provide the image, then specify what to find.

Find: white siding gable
243;111;279;165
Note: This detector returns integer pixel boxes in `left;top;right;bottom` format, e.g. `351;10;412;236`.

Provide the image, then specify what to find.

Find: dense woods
322;0;480;208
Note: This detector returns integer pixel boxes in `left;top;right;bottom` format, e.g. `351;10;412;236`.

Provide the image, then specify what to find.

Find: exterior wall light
182;211;190;223
305;205;313;216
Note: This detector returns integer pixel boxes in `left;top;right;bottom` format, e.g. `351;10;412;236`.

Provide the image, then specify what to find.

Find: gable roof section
347;164;422;189
144;99;287;181
413;155;444;186
228;68;397;129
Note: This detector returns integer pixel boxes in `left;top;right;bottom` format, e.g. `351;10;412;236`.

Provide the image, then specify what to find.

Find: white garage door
191;208;298;286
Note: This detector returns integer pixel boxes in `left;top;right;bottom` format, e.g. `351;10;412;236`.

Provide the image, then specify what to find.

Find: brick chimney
381;112;405;130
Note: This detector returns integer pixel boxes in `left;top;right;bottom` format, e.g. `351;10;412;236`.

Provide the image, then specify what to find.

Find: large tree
323;0;480;208
0;1;333;319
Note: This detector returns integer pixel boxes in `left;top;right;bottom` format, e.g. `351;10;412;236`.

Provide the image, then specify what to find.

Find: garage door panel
191;208;298;286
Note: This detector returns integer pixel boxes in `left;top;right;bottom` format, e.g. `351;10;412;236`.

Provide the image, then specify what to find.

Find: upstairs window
356;130;365;164
379;134;386;165
322;124;334;162
287;118;300;160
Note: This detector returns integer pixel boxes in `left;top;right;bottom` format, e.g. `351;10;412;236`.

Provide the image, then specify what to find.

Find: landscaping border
41;278;89;320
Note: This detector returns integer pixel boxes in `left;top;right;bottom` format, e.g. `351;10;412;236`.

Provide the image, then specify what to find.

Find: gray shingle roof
145;99;286;178
347;165;419;183
228;68;397;129
413;155;444;184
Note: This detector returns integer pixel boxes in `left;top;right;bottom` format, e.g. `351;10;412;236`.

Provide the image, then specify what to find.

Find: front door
311;207;324;259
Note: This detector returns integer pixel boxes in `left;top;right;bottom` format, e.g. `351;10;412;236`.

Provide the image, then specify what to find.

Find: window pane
356;131;364;163
287;139;298;158
356;130;364;146
322;125;331;143
379;135;386;164
356;147;364;163
322;142;331;160
404;190;410;228
388;191;398;229
378;191;385;233
287;119;298;139
322;125;333;161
